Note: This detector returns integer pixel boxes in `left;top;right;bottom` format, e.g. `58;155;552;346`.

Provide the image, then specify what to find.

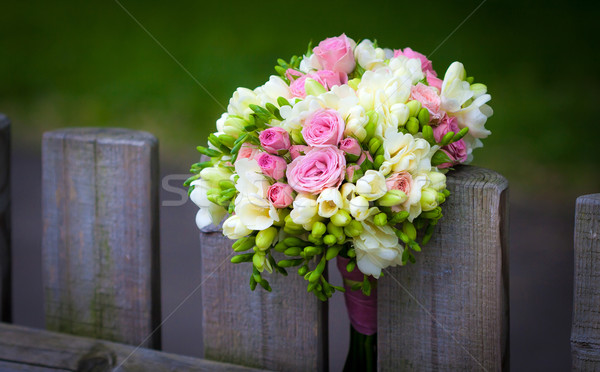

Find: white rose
190;179;227;229
353;218;403;278
388;56;424;85
227;87;260;120
317;188;344;218
290;192;319;226
355;170;388;201
354;40;386;71
380;127;433;175
348;195;379;221
222;215;252;240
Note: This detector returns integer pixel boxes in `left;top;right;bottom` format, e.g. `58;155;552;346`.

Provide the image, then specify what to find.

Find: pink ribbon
336;256;377;335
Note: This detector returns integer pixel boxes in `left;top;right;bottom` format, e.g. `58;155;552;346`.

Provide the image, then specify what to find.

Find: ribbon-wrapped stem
337;256;377;372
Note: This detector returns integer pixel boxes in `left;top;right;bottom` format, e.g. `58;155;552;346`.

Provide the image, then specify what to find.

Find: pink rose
411;83;443;123
356;151;373;166
237;143;261;161
313;34;356;74
267;182;294;208
386;172;413;212
286;146;346;194
339;137;362;157
259;127;290;154
345;164;362;183
256;152;287;180
433;116;467;168
302;108;345;147
426;70;443;92
386;172;413;195
394;47;437;77
288;69;347;98
289;145;313;160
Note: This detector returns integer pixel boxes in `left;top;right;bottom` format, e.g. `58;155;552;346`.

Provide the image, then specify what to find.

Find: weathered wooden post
571;193;600;370
0;114;11;323
378;165;509;371
42;128;160;348
200;224;328;371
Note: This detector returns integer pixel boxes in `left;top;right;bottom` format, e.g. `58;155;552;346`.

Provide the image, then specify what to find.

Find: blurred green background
1;0;599;198
1;1;599;370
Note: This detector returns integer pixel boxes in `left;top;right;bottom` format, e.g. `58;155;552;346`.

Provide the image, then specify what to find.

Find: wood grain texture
0;114;11;323
42;128;161;348
0;322;271;371
378;165;509;371
572;193;600;371
200;228;328;371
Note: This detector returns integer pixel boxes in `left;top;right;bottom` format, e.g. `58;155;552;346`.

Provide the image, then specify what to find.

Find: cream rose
353;218;403;278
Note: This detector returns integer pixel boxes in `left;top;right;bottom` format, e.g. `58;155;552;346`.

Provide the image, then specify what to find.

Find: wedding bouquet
188;34;492;303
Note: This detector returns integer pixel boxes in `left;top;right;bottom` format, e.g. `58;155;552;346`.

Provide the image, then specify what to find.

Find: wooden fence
0;117;593;371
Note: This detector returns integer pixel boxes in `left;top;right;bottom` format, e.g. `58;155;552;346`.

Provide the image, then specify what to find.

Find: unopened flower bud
323;234;337;246
307;221;324;238
304;78;327;96
344;220;364;237
374;212;388;226
223;116;247;138
253;252;266;272
377;190;408;207
420;187;438;211
406;117;420;134
256;227;278;250
331;209;352;227
417;107;430;126
348;78;361;90
402;221;417;241
406;100;422;118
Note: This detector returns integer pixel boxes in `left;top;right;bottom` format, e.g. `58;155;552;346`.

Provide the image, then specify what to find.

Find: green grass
1;0;599;198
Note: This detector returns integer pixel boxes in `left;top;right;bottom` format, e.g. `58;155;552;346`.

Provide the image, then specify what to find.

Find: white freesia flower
354;40;386;70
234;194;279;230
234;158;270;199
222;215;252;240
344;105;369;141
353;218;403;278
398;173;428;222
440;62;492;140
200;166;233;186
233;158;278;230
355;170;388;201
340;182;357;211
348;195;380;221
227;87;260;120
388;56;424;85
255;75;292;107
357;69;411;136
190;179;227;229
380;127;433;175
290;192;319;227
317;188;344;218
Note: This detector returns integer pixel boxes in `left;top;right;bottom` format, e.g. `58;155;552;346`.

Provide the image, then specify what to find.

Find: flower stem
343;325;377;372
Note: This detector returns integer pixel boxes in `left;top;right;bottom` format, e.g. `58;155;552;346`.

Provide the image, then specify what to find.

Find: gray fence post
200;224;328;371
572;193;600;370
42;128;160;348
0;114;11;323
378;165;509;371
